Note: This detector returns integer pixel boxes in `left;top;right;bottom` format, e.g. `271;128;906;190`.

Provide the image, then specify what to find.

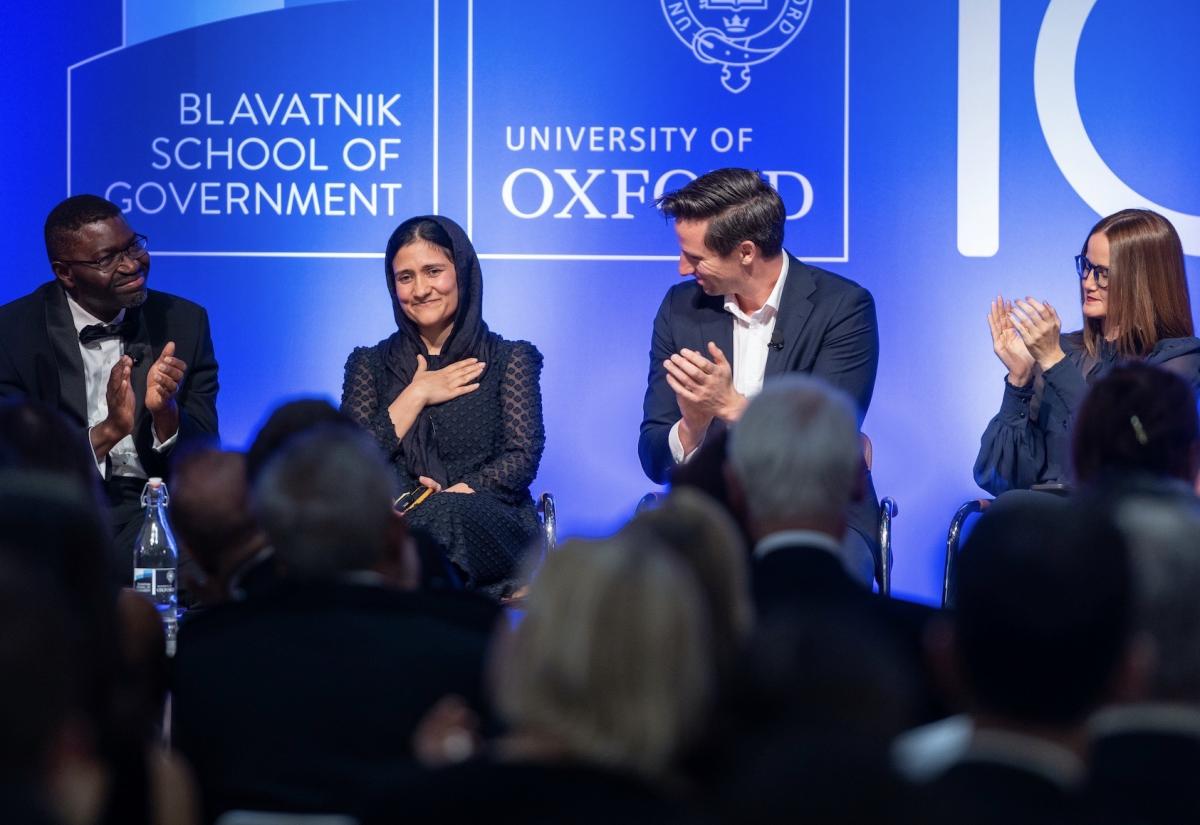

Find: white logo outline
661;0;814;94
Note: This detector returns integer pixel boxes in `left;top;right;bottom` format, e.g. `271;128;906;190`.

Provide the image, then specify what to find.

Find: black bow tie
79;321;132;346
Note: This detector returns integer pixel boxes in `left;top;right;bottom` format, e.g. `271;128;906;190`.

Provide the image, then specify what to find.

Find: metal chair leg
878;497;898;597
943;499;990;608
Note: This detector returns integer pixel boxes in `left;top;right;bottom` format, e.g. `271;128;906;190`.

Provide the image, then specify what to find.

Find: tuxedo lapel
43;285;88;425
765;255;816;377
126;306;154;430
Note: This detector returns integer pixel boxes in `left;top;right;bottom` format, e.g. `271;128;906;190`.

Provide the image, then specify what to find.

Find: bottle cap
148;477;163;488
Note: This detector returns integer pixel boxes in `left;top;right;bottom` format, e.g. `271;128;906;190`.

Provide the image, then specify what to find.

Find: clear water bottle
133;477;179;655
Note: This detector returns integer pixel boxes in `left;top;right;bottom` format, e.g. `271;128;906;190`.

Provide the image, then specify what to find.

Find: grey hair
494;534;714;778
1116;495;1200;703
727;374;861;528
251;425;395;579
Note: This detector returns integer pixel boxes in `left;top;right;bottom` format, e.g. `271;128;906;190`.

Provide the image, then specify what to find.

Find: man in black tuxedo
171;426;499;820
639;168;880;582
0;195;218;571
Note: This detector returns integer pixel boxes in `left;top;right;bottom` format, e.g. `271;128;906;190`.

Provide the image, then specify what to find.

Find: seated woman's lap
406;491;538;594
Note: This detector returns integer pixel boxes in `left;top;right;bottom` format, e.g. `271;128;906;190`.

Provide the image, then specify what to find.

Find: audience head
951;493;1133;726
253;426;410;583
0;558;74;786
727;374;862;540
1081;208;1192;358
494;535;713;778
0;471;124;759
246;398;357;485
656;168;785;259
1072;362;1200;488
1114;496;1200;705
0;399;101;486
624;487;753;677
170;448;265;600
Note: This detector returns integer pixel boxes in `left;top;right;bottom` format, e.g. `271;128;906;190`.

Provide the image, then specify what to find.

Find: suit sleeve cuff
668;420;704;465
152;428;178;453
88;425;108;477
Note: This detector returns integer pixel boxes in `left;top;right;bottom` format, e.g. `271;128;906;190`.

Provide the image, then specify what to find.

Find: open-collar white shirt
669;253;790;464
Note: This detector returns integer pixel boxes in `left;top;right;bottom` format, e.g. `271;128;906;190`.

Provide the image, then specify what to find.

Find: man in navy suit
0;195;218;573
639;168;880;580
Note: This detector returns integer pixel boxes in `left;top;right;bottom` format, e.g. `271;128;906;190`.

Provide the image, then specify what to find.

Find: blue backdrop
4;0;1198;603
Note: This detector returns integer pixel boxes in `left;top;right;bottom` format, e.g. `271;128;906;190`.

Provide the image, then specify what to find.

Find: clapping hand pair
92;342;188;458
664;341;748;454
987;295;1067;386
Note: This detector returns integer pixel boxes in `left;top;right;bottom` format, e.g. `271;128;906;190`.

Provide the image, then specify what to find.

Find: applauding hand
987;296;1035;386
91;356;135;459
664;342;747;453
1009;297;1065;372
408;355;486;406
146;341;188;441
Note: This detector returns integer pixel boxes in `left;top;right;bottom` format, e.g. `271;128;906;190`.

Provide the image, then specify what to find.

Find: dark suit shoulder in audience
920;733;1087;825
1086;706;1200;825
370;758;698;825
171;580;497;820
751;542;864;611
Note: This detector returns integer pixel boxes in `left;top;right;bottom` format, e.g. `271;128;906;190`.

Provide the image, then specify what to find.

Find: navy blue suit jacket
639;254;878;483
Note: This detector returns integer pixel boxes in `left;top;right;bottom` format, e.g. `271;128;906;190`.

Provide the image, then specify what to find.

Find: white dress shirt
668;253;790;463
67;294;174;478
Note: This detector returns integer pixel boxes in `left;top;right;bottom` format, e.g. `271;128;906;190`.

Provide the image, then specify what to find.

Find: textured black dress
342;335;545;597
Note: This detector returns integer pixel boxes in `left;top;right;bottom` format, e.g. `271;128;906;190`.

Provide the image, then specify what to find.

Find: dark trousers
107;476;150;586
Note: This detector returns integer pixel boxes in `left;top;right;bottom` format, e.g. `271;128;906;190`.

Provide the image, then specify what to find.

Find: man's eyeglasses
1074;254;1110;288
57;234;149;276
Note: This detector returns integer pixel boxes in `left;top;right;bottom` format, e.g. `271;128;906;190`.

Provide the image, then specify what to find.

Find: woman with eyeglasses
974;209;1200;495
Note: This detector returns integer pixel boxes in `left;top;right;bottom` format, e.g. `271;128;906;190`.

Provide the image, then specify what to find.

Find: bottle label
133;568;177;598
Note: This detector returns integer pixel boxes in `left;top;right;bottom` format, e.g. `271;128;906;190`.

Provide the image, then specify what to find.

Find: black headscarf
382;215;494;486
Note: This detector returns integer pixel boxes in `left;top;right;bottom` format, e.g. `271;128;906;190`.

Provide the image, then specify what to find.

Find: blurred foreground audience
170;450;272;606
1086;495;1200;825
376;534;711;824
1072;361;1200;495
0;470;198;825
0;558;75;825
623;487;753;683
170;426;497;820
921;494;1137;825
724;375;942;722
4;366;1200;825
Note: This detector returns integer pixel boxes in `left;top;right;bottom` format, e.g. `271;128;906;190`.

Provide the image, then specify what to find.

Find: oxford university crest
661;0;813;94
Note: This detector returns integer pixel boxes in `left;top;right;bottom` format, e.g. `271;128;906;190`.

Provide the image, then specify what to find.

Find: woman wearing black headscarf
341;216;545;597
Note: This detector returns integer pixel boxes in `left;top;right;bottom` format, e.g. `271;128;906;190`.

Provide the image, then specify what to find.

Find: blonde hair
623;488;753;676
494;535;713;778
1082;209;1193;358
